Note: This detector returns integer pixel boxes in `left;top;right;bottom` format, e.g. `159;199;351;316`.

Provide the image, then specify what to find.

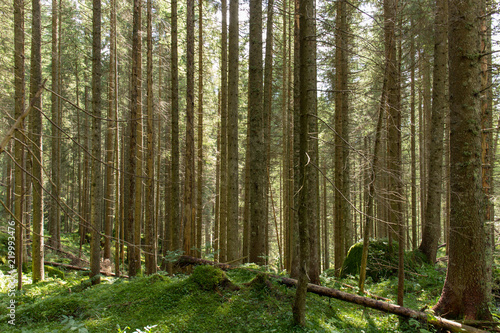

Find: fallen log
176;255;489;333
44;261;128;278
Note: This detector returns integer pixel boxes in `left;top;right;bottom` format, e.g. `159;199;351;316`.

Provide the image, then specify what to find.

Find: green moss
188;265;226;291
340;240;400;281
44;265;65;279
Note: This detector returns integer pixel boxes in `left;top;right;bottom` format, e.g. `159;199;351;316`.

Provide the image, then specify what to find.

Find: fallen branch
176;255;489;333
44;261;128;278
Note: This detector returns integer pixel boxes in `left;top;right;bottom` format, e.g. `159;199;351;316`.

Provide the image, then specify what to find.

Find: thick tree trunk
433;0;492;321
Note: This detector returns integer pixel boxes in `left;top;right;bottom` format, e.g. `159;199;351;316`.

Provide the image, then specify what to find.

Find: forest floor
0;238;498;332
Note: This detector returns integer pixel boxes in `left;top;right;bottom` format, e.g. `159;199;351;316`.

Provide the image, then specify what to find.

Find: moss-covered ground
0;236;498;333
0;258;451;332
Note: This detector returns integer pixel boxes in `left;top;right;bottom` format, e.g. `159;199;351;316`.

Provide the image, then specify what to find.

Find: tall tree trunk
14;0;25;289
419;0;448;264
219;0;228;263
480;0;494;303
90;0;102;285
145;0;156;274
104;0;117;261
307;4;320;284
183;0;196;258
126;0;142;277
410;18;417;250
248;0;264;265
30;0;44;282
50;0;60;249
226;0;239;262
433;0;492;320
196;0;204;259
334;0;350;276
134;14;143;275
293;0;315;323
290;0;301;280
170;0;180;271
111;0;120;276
263;0;274;266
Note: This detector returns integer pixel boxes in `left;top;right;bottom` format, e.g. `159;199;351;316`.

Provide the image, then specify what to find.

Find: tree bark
433;0;492;320
170;0;180;270
419;0;447;264
145;0;156;274
29;0;44;279
50;0;60;250
293;0;315;324
226;0;240;263
90;0;102;285
248;0;265;265
14;0;25;289
219;0;228;263
196;0;204;259
183;0;196;258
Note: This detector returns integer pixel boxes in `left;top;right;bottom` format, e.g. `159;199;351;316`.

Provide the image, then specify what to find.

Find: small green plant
60;315;89;333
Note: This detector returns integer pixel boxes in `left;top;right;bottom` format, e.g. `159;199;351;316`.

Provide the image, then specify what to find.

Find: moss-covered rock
340;240;428;281
340;239;399;281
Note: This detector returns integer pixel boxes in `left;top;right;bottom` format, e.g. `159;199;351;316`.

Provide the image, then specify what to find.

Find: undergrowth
1;235;496;333
0;261;448;333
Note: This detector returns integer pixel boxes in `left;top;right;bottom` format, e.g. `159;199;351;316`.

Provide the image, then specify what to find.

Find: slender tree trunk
104;0;117;261
226;0;239;262
307;5;320;283
219;0;228;263
29;0;44;279
111;0;120;276
334;0;350;276
290;0;301;280
50;0;60;249
183;0;196;258
90;0;102;285
134;8;144;274
14;0;25;289
145;0;156;274
433;0;492;320
419;0;447;264
293;0;315;323
196;0;204;258
248;0;264;265
126;0;142;277
170;0;180;271
410;18;417;250
263;0;274;266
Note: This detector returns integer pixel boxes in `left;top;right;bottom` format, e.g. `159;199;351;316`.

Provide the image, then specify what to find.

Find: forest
1;0;500;331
